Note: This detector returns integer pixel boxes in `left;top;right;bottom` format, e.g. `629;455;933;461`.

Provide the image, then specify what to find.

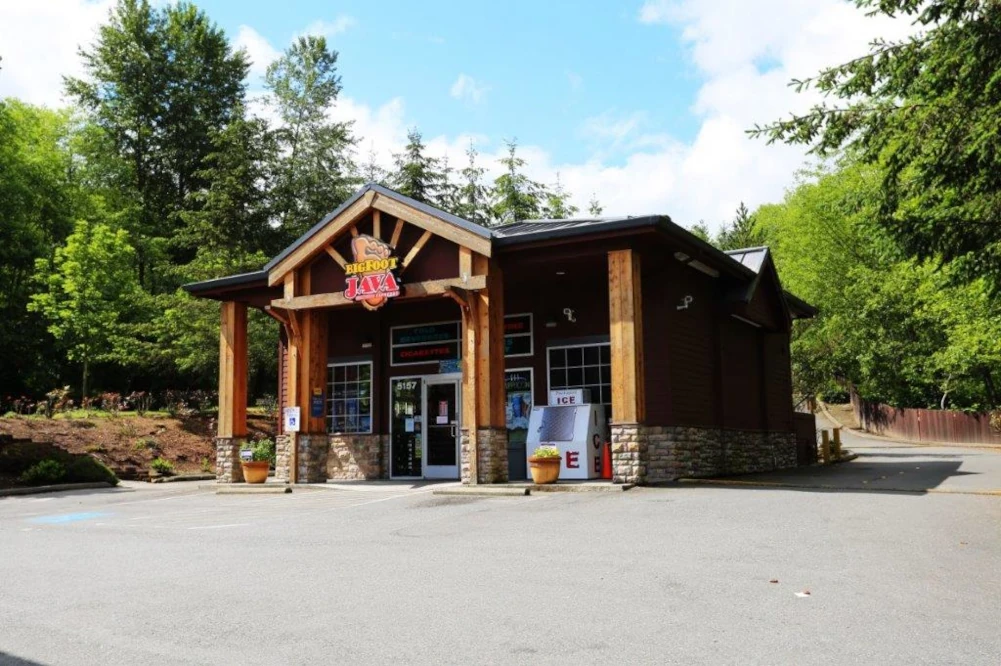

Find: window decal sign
343;235;400;311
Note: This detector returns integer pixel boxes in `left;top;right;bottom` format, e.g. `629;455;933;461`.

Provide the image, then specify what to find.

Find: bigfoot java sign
343;235;401;311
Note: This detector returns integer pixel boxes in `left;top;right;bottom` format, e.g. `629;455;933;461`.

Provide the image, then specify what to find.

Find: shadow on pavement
0;651;47;665
678;457;979;495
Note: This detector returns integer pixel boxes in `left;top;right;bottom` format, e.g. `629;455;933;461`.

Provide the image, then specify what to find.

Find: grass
3;407;273;420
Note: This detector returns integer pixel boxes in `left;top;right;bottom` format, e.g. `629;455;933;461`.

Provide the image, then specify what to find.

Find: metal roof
181;270;267;295
724;246;769;274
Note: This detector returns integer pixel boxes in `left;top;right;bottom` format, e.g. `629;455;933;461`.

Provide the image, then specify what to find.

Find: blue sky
0;0;914;226
216;0;701;166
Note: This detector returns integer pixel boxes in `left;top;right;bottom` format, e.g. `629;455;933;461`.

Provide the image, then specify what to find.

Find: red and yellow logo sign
343;235;400;311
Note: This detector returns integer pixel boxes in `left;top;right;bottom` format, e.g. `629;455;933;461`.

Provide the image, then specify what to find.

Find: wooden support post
608;249;645;424
832;427;842;459
285;272;300;483
461;292;479;484
372;210;381;240
218;301;248;439
821;429;831;464
474;255;505;430
298;309;329;434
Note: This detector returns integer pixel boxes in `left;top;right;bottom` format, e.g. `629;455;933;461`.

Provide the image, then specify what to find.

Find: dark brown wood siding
720;316;763;431
762;332;794;431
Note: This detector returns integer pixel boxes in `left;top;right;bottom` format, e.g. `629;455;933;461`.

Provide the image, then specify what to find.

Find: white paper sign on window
283;406;301;432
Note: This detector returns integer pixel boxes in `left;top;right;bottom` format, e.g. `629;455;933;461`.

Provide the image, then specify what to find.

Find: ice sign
283;406;301;432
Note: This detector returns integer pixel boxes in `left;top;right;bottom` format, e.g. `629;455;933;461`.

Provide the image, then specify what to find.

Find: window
327;362;373;434
547;343;611;407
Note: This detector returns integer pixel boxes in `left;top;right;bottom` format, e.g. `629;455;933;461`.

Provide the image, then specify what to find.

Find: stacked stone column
296;433;329;483
215;436;245;483
610;423;648;485
460;427;509;484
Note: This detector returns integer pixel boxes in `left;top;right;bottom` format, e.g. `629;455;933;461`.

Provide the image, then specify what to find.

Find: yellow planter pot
241;461;270;484
528;456;561;484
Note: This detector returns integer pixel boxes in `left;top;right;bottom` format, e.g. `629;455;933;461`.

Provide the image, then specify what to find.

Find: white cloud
233;25;281;83
299;16;357;40
449;73;489;105
0;0;112;107
0;0;919;231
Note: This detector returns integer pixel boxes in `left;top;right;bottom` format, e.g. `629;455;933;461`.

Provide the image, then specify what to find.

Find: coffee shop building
184;183;815;485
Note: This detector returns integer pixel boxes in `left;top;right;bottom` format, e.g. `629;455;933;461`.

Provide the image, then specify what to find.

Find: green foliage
266;35;357;243
29;220;141;397
758;160;1001;411
65;456;119;485
531;445;561;458
714;202;764;251
751;0;1001;281
200;456;213;474
20;459;66;485
541;173;579;220
491;140;546;224
242;438;276;464
391;128;445;206
587;194;603;217
454;141;491;226
132;437;158;452
150;456;174;475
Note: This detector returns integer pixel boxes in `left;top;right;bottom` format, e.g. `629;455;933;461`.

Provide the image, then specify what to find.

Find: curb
151;474;216;484
433;487;530;497
216;485;292;495
0;482;114;497
677;478;1001;497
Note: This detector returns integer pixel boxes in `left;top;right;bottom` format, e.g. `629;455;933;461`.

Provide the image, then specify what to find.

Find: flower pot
528;455;561;484
241;461;270;484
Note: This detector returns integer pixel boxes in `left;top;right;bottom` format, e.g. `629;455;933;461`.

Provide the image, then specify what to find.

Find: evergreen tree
391;128;444;206
541;173;579;219
361;144;388;185
491;139;544;224
715;202;763;250
456;141;490;226
266;35;358;243
689;221;711;243
588;193;604;217
751;0;1001;281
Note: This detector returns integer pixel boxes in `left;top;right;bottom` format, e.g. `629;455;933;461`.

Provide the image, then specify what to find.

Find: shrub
99;392;122;417
242;438;276;465
200;457;213;474
65;457;119;486
258;394;279;420
125;391;153;416
115;420;139;440
132;437;158;452
84;444;107;453
531;445;561;458
150;457;174;475
20;459;66;485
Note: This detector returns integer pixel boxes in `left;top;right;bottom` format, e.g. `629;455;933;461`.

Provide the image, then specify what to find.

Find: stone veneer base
461;427;509;484
612;423;798;485
327;434;386;480
215;437;245;483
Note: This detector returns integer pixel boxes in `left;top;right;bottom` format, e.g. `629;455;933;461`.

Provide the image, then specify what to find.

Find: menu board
391;322;461;366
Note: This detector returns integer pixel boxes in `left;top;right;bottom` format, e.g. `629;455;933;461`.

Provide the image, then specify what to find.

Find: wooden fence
851;394;1001;445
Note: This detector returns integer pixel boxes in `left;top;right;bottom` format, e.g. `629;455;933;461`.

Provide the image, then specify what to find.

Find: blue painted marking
28;511;110;525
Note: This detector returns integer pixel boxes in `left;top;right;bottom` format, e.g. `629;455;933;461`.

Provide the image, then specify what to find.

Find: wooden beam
324;245;348;269
608;249;645;423
268;190;375;286
459;246;472;280
401;229;433;270
350;225;359;238
218;301;248;439
372;210;381;240
372;194;492;257
271;275;488;311
298;309;328;434
284;272;295;300
390;218;405;248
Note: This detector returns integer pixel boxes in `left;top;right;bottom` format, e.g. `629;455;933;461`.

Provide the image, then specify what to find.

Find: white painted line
187;523;250;530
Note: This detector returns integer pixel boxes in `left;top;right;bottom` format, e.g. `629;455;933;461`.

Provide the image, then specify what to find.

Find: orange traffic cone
601;441;612;480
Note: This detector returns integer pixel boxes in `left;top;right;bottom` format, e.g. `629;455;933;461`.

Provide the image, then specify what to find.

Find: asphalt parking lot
2;444;1000;666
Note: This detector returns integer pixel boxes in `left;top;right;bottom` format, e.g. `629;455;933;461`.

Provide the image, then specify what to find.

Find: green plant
132;437;158;452
65;457;119;485
150;457;174;475
85;444;107;454
200;456;213;474
242;438;276;465
20;459;66;485
115;419;139;440
531;445;561;458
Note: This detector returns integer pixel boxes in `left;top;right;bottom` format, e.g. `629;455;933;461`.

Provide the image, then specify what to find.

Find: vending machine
525;389;608;479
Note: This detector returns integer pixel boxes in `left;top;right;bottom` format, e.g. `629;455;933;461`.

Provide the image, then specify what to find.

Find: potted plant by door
528;445;562;484
240;438;275;484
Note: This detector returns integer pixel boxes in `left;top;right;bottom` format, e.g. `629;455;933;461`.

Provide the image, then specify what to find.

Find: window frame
545;342;612;406
326;360;374;435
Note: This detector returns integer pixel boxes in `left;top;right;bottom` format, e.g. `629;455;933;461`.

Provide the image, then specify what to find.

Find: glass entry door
423;377;460;479
390;378;422;478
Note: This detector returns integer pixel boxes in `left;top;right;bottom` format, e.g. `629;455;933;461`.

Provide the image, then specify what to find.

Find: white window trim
545;342;612;406
326;360;374;435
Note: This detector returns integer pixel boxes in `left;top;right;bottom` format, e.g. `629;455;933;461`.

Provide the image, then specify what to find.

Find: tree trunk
982;367;998;408
82;358;89;403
